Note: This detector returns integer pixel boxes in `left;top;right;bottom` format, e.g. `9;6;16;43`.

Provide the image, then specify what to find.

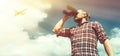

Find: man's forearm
52;16;70;34
104;39;114;56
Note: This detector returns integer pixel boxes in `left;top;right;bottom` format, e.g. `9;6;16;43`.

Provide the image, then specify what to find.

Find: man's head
74;9;90;23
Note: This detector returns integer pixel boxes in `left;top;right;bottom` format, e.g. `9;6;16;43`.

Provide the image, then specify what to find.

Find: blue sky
0;0;120;56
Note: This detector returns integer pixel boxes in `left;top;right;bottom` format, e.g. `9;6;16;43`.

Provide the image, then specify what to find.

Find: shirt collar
78;21;88;26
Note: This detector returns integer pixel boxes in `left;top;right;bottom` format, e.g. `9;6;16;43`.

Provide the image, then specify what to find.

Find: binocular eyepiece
63;5;78;16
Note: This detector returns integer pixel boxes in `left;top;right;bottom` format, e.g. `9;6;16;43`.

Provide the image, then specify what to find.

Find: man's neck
78;18;88;25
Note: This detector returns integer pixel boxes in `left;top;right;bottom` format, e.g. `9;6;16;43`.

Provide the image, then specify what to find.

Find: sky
0;0;120;56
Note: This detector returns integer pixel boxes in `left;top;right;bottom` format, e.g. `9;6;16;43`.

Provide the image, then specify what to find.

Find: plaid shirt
57;21;108;56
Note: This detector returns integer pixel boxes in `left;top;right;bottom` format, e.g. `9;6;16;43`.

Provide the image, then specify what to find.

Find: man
53;9;114;56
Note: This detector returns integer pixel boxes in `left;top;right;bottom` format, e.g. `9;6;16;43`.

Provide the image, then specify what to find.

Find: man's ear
85;13;90;19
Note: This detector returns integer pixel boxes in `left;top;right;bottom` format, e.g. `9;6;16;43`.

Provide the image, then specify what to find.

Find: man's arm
95;21;114;56
52;15;71;34
103;39;114;56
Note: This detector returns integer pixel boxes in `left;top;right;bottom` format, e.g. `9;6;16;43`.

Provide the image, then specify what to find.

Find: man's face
74;9;87;22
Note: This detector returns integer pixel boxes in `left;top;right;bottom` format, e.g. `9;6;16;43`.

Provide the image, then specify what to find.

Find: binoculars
63;5;78;16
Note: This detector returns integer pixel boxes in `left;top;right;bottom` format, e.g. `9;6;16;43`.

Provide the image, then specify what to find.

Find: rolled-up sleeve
95;21;108;44
57;28;70;37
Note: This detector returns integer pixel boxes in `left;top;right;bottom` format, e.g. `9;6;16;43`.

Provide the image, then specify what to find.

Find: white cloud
0;0;58;56
110;28;120;55
0;0;51;45
36;34;71;56
0;0;71;56
0;35;71;56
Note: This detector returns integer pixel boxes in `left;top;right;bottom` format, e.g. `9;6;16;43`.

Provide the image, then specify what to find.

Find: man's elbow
52;27;61;34
52;29;56;33
52;28;58;34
